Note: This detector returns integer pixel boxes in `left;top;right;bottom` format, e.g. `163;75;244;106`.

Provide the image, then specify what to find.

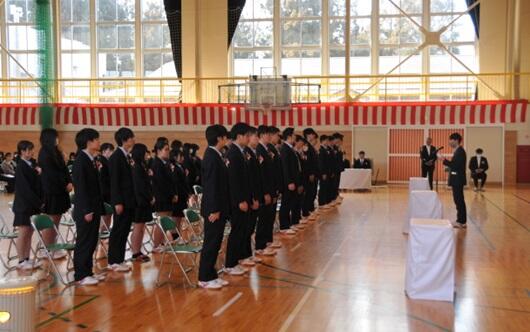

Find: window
232;0;274;76
96;0;136;77
5;0;38;78
60;0;91;78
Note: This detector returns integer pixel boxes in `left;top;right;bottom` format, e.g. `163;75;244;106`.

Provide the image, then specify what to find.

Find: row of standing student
198;124;346;289
11;127;201;286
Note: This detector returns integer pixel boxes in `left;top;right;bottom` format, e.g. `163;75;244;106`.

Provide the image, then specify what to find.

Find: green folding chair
60;212;76;244
32;214;75;285
95;203;113;260
0;214;19;270
156;216;201;287
183;209;204;244
191;185;203;211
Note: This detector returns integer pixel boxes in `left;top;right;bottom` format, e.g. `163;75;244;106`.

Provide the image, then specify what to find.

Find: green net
36;0;55;129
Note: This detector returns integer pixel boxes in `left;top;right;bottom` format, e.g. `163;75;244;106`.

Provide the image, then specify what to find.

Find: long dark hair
131;143;148;168
40;128;64;167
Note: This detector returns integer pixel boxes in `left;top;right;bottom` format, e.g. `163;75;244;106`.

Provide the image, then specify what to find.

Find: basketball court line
482;195;530;232
212;292;243;317
36;295;99;328
259;262;315;279
466;214;496;251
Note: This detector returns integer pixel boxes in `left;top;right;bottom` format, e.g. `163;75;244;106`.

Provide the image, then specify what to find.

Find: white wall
465;126;504;183
352;127;388;182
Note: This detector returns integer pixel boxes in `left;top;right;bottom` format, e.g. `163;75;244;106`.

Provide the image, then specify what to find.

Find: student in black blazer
198;125;231;289
241;127;262;265
13;141;42;270
96;143;114;233
255;126;278;256
224;122;252;276
353;151;372;169
268;126;284;200
291;135;306;228
331;133;345;202
72;129;105;285
170;149;192;241
279;128;302;234
469;148;489;191
38;128;72;257
151;140;178;250
420;137;437;190
302;128;319;219
108;127;136;272
442;133;467;228
318;135;332;207
130;143;154;263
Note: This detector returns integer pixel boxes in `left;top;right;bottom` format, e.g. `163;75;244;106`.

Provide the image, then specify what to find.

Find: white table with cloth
339;168;372;190
403;190;443;234
409;177;430;192
405;218;455;302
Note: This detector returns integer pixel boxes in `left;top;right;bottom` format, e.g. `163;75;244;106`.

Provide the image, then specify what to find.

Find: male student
198;125;231;289
318;135;332;208
420;137;437;190
353;151;371;169
469;148;489;192
331;133;345;203
440;132;467;229
72;128;106;286
225;122;252;276
255;125;278;256
302;128;319;219
279;127;302;234
108;127;136;272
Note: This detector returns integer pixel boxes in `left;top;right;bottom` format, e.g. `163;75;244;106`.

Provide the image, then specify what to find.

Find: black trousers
242;209;258;259
318;177;329;206
472;172;487;188
225;208;248;268
255;203;275;250
198;215;227;282
302;180;317;217
452;184;467;224
422;166;435;190
291;190;303;225
74;213;101;281
279;189;296;230
108;207;134;265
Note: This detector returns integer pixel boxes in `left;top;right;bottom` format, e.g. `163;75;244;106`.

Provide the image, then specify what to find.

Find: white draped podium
403;190;443;234
405;218;455;302
409;177;430;191
339;168;372;190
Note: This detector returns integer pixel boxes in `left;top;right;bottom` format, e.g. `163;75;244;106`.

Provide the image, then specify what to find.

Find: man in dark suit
441;132;467;228
198;125;230;289
108;127;136;272
225;122;252;276
72;129;106;286
331;133;345;203
353;151;371;169
469;148;489;192
420;137;437;190
267;126;283;248
279;127;302;234
302;128;319;219
318;135;332;208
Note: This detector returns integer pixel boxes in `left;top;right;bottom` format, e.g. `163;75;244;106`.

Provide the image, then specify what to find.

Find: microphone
436;146;444;152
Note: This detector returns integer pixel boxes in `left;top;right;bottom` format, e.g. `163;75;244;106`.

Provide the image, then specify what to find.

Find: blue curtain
228;0;246;48
164;0;182;78
466;0;480;38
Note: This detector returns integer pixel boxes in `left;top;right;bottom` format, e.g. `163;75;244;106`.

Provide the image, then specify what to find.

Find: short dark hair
282;127;295;140
154;139;169;153
359;151;365;155
156;137;169;145
17;140;34;154
100;143;114;152
205;124;228;146
449;132;462;143
320;135;329;142
257;125;269;137
269;126;280;134
303;128;318;139
114;127;134;146
332;132;344;140
476;148;483;154
248;126;257;135
5;152;12;158
231;122;250;140
294;134;304;143
75;128;100;150
171;139;183;152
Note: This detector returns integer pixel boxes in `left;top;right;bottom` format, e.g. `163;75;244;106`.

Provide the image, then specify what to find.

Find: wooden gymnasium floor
1;185;529;331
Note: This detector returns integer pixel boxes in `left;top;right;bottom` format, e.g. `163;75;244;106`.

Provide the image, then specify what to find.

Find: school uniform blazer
108;148;136;209
172;162;191;200
420;145;437;169
12;159;42;215
132;163;153;208
227;144;251;207
280;143;301;188
469;156;489;174
72;151;104;221
305;144;319;178
267;143;283;195
256;143;275;198
353;159;372;169
443;146;467;187
318;146;332;177
244;147;263;203
38;148;71;195
200;147;230;217
150;157;176;206
98;156;111;203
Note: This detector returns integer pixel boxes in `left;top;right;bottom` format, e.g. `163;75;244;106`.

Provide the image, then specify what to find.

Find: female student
12;140;42;270
130;143;154;262
38;128;72;259
97;143;114;233
150;140;178;251
170;149;192;243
